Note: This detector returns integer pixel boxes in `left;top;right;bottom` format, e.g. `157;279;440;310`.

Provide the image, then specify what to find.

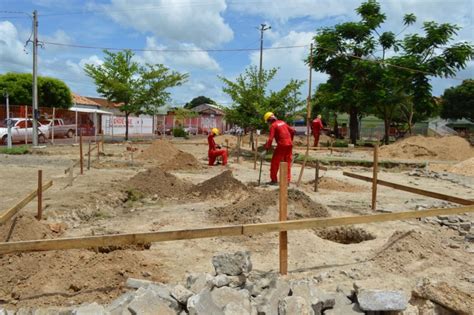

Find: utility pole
32;10;39;146
258;24;271;80
4;91;12;148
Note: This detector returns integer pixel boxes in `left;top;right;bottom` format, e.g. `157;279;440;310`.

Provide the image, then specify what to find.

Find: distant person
208;128;227;166
311;114;325;147
263;112;295;184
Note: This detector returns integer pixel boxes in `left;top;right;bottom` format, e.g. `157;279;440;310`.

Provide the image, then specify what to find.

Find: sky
0;0;473;106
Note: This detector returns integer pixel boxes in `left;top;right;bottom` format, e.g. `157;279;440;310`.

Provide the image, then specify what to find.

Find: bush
0;145;30;155
332;140;349;147
172;127;187;137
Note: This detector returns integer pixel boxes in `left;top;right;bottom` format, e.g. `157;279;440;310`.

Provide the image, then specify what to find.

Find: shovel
257;151;265;186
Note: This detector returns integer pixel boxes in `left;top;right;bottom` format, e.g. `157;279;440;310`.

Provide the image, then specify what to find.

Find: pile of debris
209;188;329;224
6;251;471;314
422;214;474;238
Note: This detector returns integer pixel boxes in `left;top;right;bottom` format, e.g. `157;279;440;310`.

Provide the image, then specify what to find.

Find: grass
0;145;30;155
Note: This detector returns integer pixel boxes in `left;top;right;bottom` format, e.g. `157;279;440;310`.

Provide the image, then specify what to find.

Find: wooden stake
254;136;258;170
372;145;379;210
225;139;229;157
236;135;241;163
68;165;73;187
36;170;42;220
314;160;319;192
279;162;288;275
101;133;105;152
79;130;84;175
87;140;91;170
97;141;100;160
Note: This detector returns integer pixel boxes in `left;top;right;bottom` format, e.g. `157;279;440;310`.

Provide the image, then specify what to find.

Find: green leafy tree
440;79;474;121
311;0;473;144
84;49;188;140
220;66;304;131
184;95;216;109
0;72;72;109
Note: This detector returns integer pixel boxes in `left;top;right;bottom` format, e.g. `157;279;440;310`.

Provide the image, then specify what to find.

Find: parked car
292;120;309;135
184;126;198;135
0;118;49;144
40;118;76;138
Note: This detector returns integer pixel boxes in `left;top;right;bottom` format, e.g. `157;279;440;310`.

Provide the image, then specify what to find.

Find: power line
41;41;308;53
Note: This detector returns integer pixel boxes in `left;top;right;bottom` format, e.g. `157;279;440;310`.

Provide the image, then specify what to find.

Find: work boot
266;181;278;186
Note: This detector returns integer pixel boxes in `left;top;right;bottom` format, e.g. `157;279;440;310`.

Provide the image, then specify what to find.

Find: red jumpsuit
265;120;295;182
208;134;228;166
311;118;324;147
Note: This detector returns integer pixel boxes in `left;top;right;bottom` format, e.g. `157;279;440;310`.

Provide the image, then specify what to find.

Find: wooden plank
36;170;43;220
343;172;474;205
243;205;474;235
0;181;53;225
372;145;379;210
279;162;288;275
0;225;243;255
1;205;473;255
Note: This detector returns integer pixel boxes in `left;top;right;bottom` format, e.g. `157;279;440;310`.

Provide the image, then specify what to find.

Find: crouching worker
208;128;228;166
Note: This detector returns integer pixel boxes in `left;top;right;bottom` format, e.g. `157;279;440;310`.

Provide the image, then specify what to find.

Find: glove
217;145;222;149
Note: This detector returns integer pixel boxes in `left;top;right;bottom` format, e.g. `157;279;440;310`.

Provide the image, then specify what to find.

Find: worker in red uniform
263;112;295;184
208;128;227;166
311;114;324;147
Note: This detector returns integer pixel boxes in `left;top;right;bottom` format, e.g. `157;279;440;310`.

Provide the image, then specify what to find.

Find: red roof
86;97;122;108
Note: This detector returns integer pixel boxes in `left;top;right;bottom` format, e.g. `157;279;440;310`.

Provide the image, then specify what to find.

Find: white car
0;118;49;145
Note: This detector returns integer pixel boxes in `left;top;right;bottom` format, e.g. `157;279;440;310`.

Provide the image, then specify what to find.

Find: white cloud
140;37;221;72
0;21;31;72
249;31;328;91
101;0;233;47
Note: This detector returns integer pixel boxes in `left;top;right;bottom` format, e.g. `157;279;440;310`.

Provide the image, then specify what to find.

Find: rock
212;274;231;288
437;215;449;220
212;251;252;276
171;284;194;305
278;296;309;315
127;289;175;315
187;289;222;315
254;279;290;315
125;278;153;289
228;275;246;288
72;303;107;315
459;222;471;231
223;302;251;315
147;283;181;311
186;273;214;293
400;304;419;315
15;309;32;315
210;286;251;311
447;216;459;223
357;290;408;311
245;271;278;297
290;279;335;313
107;291;135;315
465;233;474;242
32;307;74;315
324;303;364;315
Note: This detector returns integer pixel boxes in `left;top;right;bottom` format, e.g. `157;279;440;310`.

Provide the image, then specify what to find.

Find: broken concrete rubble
212;251;252;276
356;290;408;311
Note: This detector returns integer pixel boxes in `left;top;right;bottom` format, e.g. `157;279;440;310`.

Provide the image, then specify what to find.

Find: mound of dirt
190;170;248;198
124;167;192;198
379;136;474;161
209;188;329;224
160;151;202;171
307;177;365;192
0;215;56;242
0;249;166;309
447;157;474;177
315;226;375;244
137;139;179;162
373;230;453;273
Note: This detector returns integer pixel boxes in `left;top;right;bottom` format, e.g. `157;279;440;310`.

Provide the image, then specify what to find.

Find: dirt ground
0;136;473;309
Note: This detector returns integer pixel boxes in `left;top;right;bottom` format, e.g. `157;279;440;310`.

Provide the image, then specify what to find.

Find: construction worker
263;112;295;184
311;114;324;147
208;128;228;166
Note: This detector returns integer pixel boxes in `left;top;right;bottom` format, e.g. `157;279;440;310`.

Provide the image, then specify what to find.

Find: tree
0;72;72;109
84;49;188;139
184;96;216;109
220;66;304;132
311;0;473;144
440;79;474;121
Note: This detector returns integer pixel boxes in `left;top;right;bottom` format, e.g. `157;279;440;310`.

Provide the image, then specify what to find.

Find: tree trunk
349;106;358;145
333;114;339;139
408;111;414;135
250;129;255;151
125;112;129;141
383;118;390;145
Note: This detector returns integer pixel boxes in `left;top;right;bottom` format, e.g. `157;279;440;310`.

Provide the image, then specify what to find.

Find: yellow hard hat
264;112;274;122
211;128;219;135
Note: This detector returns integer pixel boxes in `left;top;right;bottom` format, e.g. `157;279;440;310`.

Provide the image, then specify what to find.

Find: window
16;120;27;128
26;120;33;128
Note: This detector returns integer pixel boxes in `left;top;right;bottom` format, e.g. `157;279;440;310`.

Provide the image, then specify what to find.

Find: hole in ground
315;226;376;244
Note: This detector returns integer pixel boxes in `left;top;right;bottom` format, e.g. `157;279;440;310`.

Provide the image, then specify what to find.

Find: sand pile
447;157;474;177
0;215;56;242
0;249;166;308
379;136;474;161
209;188;329;224
137;139;201;170
190;170;248;198
307;177;365;192
124;167;192;198
373;230;453;273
